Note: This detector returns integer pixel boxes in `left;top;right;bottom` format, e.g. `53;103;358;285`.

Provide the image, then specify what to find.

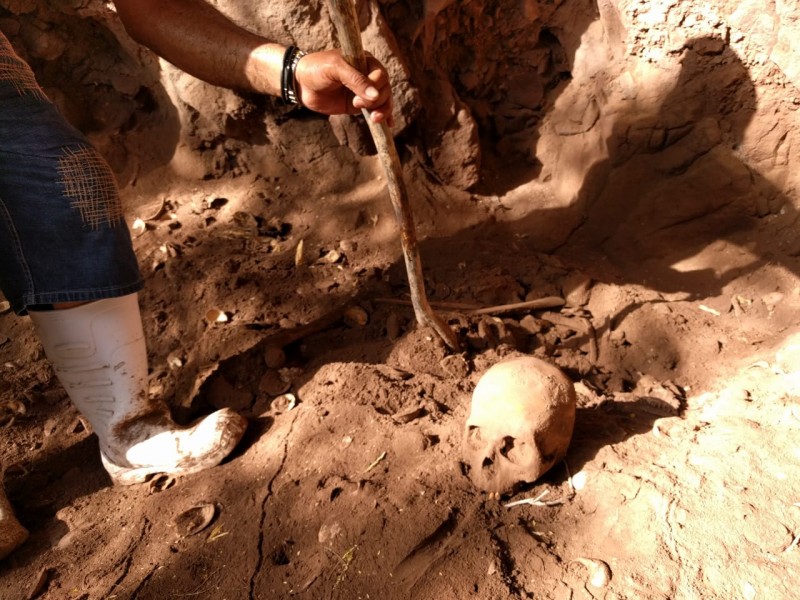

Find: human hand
294;49;394;127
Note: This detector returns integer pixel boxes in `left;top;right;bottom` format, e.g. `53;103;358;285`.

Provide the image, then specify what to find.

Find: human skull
463;356;576;494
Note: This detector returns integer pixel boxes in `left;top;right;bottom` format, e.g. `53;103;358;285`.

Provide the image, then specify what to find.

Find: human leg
0;32;142;312
0;34;247;485
28;295;247;485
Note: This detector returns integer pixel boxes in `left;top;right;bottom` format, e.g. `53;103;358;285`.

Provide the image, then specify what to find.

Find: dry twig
374;296;566;316
364;451;387;473
504;489;566;508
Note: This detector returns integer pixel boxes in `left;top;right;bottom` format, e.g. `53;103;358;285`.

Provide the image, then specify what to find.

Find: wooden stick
375;296;567;316
327;0;459;350
375;297;482;311
467;296;566;316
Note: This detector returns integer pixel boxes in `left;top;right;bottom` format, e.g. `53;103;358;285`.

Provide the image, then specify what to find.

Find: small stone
43;418;58;437
318;521;343;544
279;318;297;329
343;306;368;327
321;249;342;264
259;371;290;396
272;393;296;412
232;211;258;229
519;314;544;334
391;405;427;424
167;352;184;369
762;291;784;310
563;273;593;307
339;239;357;253
263;345;286;369
386;313;402;340
440;354;470;379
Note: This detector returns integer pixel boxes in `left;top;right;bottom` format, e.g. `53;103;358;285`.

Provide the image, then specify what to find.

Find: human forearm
113;0;283;95
113;0;394;123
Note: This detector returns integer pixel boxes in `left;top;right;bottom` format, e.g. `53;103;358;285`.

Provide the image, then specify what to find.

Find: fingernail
365;86;379;99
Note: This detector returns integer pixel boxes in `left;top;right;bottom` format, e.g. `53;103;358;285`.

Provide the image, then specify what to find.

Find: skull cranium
463;356;576;495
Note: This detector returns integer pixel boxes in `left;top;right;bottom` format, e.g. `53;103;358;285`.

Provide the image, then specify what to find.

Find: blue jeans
0;32;142;314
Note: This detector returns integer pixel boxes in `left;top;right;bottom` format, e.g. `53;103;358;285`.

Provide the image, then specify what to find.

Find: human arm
112;0;393;123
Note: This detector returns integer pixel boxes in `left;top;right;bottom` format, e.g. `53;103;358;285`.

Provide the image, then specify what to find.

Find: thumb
338;62;380;102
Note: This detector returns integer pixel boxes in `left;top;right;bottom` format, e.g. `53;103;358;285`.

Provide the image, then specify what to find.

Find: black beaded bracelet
281;45;306;106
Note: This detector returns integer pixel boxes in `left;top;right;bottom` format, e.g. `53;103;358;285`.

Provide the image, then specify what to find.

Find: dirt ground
2;0;800;599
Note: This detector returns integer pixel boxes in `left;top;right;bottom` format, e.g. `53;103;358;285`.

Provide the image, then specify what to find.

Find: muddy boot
29;294;247;486
0;480;28;560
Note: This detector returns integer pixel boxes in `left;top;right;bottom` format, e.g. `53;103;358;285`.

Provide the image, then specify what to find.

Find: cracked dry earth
2;0;800;598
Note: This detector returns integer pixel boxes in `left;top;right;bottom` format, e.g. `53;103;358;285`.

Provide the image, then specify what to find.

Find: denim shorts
0;32;143;314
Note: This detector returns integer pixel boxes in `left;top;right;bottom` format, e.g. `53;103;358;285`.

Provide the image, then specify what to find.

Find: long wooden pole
327;0;459;350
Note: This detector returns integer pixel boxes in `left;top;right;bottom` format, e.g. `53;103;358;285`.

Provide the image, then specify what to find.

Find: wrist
244;43;285;97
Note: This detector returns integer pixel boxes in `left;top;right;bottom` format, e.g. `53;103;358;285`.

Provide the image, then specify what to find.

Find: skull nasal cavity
468;425;482;441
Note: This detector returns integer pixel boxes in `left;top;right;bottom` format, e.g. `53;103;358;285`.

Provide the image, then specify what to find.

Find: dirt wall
2;0;799;243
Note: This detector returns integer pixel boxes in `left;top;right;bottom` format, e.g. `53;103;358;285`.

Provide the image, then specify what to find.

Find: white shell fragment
570;557;612;588
273;393;297;412
321;249;342;264
571;470;587;491
0;399;26;427
131;217;146;235
463;356;576;494
205;308;229;323
167;353;184;369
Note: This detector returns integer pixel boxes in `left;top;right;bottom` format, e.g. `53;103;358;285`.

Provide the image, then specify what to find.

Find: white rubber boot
29;294;247;485
0;480;28;560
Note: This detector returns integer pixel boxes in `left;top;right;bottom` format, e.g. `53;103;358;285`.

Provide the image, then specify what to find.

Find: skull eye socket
498;436;515;458
503;436;536;464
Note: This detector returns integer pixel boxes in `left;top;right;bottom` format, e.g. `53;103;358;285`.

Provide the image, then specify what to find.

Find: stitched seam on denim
22;281;144;309
0;35;47;101
0;194;36;299
56;145;124;230
27;281;143;298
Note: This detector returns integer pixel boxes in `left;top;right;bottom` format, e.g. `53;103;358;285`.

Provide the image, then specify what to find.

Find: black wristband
281;45;306;106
